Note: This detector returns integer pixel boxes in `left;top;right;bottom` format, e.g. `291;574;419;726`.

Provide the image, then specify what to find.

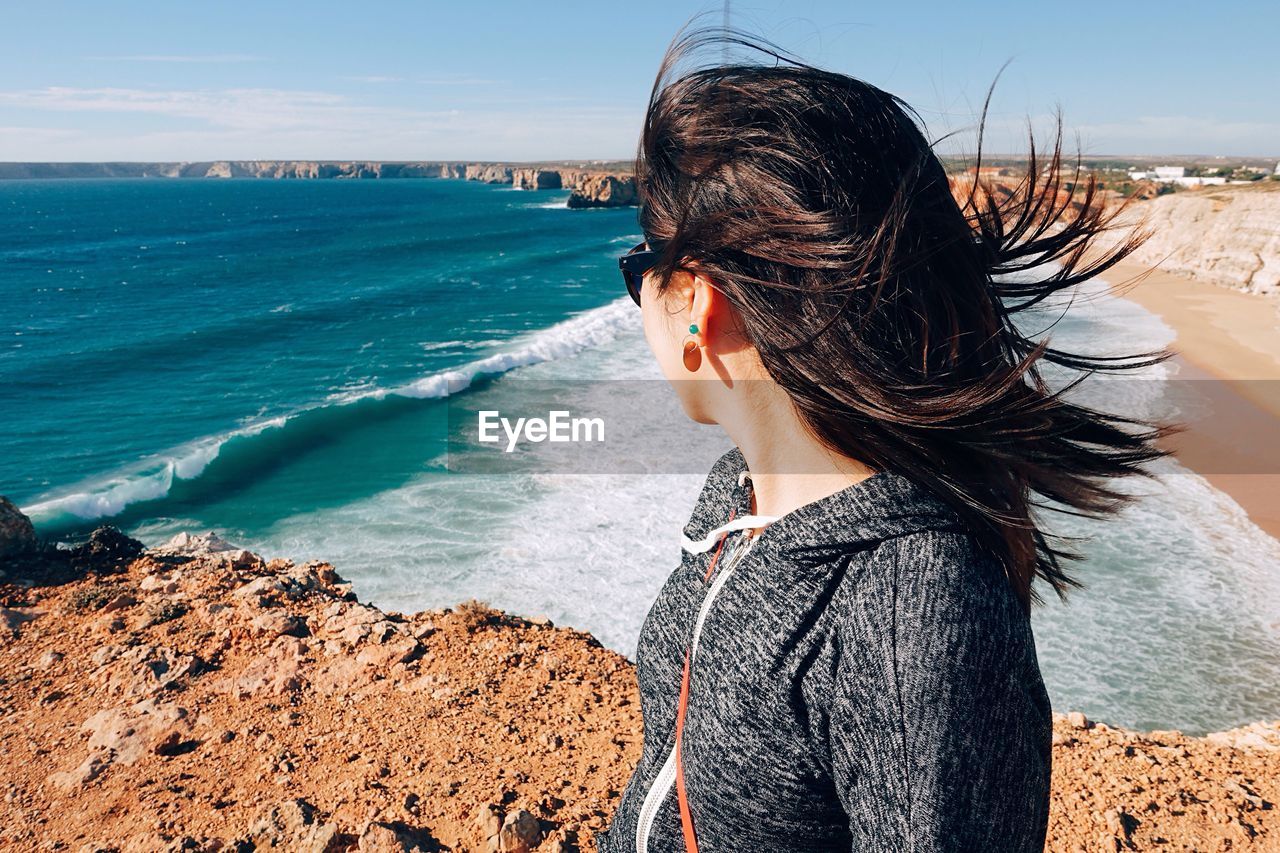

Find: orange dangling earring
681;323;703;373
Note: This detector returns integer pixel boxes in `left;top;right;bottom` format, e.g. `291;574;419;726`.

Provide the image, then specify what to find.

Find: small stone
235;576;286;602
158;530;234;555
252;611;308;638
342;623;373;645
498;808;541;853
245;798;339;851
48;752;108;791
476;803;503;839
226;549;261;569
153;729;193;757
139;575;177;594
355;637;421;668
101;593;139;613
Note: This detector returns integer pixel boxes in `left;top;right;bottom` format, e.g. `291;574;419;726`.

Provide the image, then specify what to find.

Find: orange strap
676;507;736;853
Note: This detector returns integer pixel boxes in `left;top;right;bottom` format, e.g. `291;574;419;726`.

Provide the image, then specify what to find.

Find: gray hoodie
594;447;1052;852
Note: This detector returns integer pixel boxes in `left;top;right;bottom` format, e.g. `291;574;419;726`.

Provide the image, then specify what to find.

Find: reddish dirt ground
0;538;1276;851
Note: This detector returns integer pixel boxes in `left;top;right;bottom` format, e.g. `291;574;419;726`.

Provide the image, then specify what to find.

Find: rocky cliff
1103;183;1280;296
0;160;639;207
463;164;515;184
0;516;1277;851
512;169;562;191
565;175;638;209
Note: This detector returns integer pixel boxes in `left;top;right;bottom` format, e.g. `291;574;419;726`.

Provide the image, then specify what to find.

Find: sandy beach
1104;258;1280;539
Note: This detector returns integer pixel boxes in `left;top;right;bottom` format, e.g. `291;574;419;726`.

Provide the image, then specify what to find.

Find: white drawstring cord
681;514;779;554
681;467;776;554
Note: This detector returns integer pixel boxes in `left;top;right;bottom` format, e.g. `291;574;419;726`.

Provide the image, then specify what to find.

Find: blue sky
0;1;1274;161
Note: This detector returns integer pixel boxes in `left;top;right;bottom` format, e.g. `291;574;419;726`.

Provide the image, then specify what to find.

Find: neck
715;380;876;520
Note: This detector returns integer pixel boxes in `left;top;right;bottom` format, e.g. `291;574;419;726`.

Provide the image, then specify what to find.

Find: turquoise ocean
3;177;1278;734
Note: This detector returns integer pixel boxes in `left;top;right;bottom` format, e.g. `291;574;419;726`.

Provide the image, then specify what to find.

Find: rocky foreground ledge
0;525;1277;852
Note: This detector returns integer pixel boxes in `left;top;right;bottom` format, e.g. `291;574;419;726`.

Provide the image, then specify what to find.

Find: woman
595;27;1170;853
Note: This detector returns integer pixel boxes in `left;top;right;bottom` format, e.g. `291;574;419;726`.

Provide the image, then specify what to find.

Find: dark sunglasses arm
619;251;662;273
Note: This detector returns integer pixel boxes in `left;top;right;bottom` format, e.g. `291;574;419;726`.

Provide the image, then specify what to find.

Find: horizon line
1;153;1277;165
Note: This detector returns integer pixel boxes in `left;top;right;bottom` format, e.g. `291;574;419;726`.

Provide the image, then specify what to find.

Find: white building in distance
1127;164;1227;186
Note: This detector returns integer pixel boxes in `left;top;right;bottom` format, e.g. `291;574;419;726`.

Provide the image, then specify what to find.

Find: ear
687;271;727;345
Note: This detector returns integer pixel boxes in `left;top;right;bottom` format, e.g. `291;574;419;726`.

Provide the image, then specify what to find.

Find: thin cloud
417;76;503;86
0;84;642;160
0;87;368;131
85;54;264;63
0;125;79;142
4;87;1266;159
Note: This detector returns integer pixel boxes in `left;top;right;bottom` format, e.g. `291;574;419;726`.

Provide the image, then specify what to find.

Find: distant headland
0;160;640;208
3;154;1277;212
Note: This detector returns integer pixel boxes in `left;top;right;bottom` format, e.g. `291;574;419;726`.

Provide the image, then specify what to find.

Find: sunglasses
618;239;666;307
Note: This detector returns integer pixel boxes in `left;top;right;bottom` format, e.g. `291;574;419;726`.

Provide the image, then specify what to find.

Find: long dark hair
636;26;1176;609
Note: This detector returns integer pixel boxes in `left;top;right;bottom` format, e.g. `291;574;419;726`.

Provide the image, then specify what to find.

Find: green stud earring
688;323;699;335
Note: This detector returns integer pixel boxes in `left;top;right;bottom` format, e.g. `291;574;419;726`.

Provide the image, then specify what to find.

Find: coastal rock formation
513;169;563;190
1102;183;1280;296
465;164;515;184
0;161;640;205
1;524;144;601
0;160;642;206
566;175;638;209
1;534;1277;849
553;169;598;194
201;161;396;180
0;498;36;559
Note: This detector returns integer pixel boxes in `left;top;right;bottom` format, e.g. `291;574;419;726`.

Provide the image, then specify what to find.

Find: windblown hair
637;26;1176;608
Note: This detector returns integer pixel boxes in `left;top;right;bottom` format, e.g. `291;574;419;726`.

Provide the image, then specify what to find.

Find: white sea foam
21;300;639;527
22;416;288;525
27;467;175;522
394;297;638;399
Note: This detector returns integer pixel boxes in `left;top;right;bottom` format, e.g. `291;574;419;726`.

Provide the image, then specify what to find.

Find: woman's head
633;26;1174;608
